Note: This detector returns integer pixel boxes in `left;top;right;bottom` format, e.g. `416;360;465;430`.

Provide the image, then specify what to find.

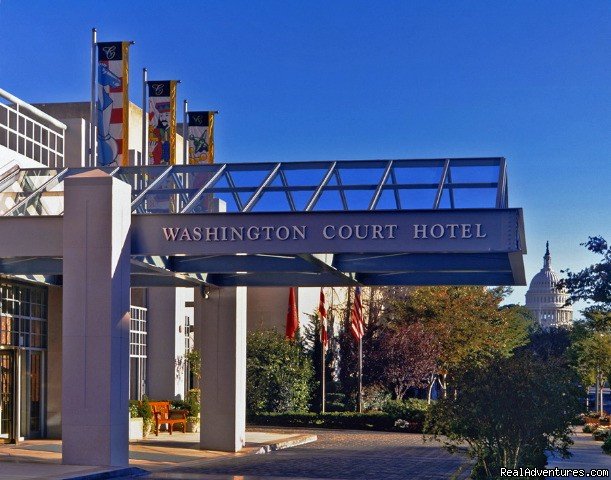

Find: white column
147;287;187;399
61;170;131;466
46;286;63;438
195;286;247;452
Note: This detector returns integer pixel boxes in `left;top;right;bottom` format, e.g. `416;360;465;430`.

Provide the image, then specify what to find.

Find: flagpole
90;27;97;166
321;339;326;414
358;336;363;413
183;99;188;165
141;68;148;165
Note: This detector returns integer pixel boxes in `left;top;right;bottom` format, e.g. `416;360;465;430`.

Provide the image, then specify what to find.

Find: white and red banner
147;80;177;165
97;41;130;166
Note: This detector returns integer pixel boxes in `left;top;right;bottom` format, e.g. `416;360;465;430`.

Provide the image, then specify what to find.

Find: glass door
22;351;43;438
0;350;14;443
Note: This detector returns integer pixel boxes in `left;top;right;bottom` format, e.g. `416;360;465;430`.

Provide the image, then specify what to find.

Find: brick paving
139;429;471;480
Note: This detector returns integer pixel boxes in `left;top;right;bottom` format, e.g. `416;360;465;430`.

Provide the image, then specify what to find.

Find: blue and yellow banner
188;111;215;165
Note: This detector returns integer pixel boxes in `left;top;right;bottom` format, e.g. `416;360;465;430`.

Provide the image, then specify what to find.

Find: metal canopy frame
0;157;509;217
0;158;524;288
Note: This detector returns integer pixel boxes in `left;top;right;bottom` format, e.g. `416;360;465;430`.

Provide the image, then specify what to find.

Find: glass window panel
250;191;292;212
449;165;499;183
398;188;438;209
452;188;498;208
344;189;375;210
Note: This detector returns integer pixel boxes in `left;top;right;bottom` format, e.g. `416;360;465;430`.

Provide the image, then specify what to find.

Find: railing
0;88;66;168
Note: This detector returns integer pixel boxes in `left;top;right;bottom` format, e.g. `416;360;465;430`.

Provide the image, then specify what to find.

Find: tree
559;236;611;307
568;309;611;412
246;330;314;414
337;287;386;409
301;313;335;412
426;352;582;479
518;326;572;363
368;322;439;400
387;286;531;396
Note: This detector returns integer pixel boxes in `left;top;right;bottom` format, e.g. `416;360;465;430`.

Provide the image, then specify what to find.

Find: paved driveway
136;429;469;480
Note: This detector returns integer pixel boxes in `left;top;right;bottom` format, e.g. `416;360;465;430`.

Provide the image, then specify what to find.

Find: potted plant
186;389;201;433
139;395;154;437
129;400;144;440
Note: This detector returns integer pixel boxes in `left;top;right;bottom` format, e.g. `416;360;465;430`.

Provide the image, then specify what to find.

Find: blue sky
1;1;609;314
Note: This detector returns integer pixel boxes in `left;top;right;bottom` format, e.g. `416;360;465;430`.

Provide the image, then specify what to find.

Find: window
129;306;147;400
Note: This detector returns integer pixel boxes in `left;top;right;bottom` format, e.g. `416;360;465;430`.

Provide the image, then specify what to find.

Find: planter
129;417;144;440
186;418;200;433
143;420;153;437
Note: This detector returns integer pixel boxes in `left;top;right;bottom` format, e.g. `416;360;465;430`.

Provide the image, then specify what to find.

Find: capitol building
525;242;573;329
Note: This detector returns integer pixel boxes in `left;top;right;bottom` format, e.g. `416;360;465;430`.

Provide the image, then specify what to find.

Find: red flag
350;287;364;342
285;287;299;339
318;288;328;347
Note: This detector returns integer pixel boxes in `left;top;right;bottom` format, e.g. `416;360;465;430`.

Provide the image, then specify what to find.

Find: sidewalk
546;432;611;478
0;431;317;480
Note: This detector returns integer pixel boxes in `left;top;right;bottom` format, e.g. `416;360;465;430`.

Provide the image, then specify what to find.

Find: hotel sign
131;209;523;256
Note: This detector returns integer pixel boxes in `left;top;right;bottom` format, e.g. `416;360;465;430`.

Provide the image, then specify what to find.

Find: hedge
247;411;424;433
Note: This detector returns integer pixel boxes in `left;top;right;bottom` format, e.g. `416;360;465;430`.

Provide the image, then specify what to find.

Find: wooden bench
149;401;188;436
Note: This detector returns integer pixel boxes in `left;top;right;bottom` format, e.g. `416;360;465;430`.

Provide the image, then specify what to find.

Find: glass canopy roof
0;157;508;216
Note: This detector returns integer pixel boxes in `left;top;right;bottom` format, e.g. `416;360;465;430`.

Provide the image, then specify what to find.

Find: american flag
318;288;328;347
350;287;364;342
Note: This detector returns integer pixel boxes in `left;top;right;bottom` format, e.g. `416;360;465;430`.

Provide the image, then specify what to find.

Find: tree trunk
442;374;448;399
427;375;436;404
600;374;605;415
586;388;590;412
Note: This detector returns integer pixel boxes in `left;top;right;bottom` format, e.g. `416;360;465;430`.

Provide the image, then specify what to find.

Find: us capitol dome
525;242;573;329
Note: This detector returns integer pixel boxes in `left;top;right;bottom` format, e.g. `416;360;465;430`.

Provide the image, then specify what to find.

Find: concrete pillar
61;170;131;466
147;287;187;400
63;118;87;168
195;287;247;452
46;286;62;438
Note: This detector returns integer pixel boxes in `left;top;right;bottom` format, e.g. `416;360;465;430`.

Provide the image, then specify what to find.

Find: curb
252;434;318;454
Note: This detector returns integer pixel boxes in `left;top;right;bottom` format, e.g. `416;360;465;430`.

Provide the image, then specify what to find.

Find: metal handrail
0;88;67;131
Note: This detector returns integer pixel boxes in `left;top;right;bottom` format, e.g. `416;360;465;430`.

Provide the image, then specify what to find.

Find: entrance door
0;350;14;443
25;351;43;438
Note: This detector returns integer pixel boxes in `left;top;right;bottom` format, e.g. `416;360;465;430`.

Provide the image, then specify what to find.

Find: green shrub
129;400;139;418
326;401;346;412
425;353;581;479
583;424;596;433
129;396;154;434
362;386;392;411
247;330;314;414
247;411;423;432
381;398;429;423
593;427;611;442
170;399;189;411
186;388;200;419
602;435;611;455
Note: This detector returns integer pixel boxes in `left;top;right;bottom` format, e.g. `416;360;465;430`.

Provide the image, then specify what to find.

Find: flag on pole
350;287;364;342
147;80;178;165
188;111;215;164
97;41;131;166
285;287;299;340
318;288;328;347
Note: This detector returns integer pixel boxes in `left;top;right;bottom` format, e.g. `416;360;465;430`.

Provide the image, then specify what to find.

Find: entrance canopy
0;157;526;287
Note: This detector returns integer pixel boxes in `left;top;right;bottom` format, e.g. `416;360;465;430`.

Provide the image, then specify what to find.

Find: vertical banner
147;80;177;165
97;41;130;166
188;111;215;164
